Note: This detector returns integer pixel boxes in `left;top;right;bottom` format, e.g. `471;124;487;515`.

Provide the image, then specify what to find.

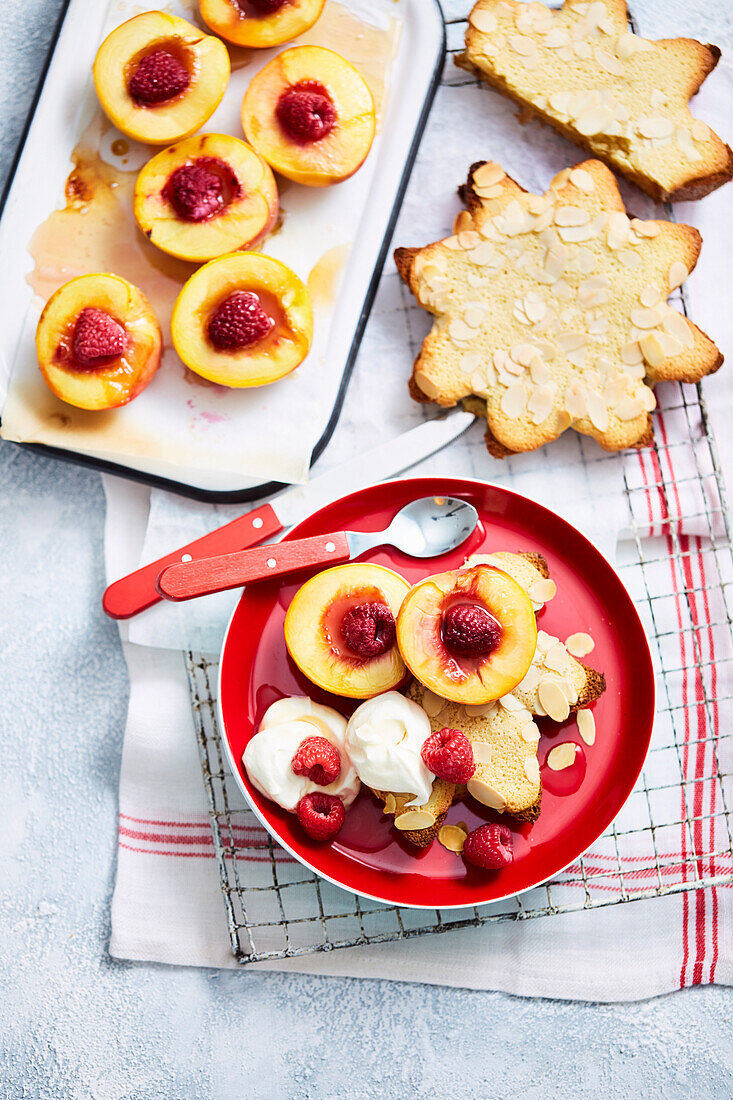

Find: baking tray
0;0;445;503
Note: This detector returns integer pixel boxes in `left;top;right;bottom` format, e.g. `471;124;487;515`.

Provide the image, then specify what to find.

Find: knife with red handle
102;504;282;619
101;411;476;619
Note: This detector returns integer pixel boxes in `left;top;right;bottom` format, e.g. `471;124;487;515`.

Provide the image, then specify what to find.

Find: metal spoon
156;495;479;602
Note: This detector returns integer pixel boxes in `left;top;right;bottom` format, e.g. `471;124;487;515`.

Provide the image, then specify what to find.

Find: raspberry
276;82;337;144
296;792;345;841
241;0;287;12
291;736;341;786
341;602;395;658
421;727;476;784
128;49;190;106
207;291;274;351
164;163;223;222
442;604;502;658
463;823;514;870
72;308;128;366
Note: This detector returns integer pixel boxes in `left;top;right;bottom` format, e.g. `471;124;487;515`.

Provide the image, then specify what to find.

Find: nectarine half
241;45;376;186
199;0;326;48
171;252;312;387
93;11;230;145
35;273;162;410
134;133;279;262
284;563;411;699
396;565;537;705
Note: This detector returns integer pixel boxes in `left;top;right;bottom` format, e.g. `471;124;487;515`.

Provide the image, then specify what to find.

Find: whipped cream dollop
243;697;360;813
345;691;435;807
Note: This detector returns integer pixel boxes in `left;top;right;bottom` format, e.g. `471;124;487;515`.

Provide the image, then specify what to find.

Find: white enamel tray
0;0;444;501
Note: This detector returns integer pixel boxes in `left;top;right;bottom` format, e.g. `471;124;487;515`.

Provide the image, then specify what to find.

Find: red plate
218;477;655;908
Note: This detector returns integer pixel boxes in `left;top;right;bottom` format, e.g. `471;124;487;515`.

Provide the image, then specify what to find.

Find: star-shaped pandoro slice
461;0;733;203
394;158;722;457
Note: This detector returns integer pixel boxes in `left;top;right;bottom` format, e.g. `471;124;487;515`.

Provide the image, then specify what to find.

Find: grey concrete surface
2;2;733;1098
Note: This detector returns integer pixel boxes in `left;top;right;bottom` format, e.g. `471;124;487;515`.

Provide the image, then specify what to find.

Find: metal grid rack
185;6;733;964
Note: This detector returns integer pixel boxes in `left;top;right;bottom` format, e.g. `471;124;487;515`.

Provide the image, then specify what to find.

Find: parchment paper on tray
0;0;401;488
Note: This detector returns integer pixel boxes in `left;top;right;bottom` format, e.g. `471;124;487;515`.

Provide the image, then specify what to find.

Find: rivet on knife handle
156;531;352;602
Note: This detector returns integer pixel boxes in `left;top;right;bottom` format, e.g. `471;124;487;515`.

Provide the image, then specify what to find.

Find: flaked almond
668;261;688;288
521;721;541;744
569;168;595;193
615;394;645;421
637;115;674;140
524;754;541;785
544;642;572;672
394;809;436;831
517;664;540;693
662;309;694;348
421;689;446;718
630;304;664;329
577;709;596;745
538;679;571;722
464;700;499;719
566;631;595;657
555;206;591;227
438;823;468;853
383;793;397;815
472;741;494;765
547;741;577;771
469;8;498;33
473;161;506;189
619;249;642;270
529;577;557;604
501;382;528;418
691;120;710;142
413;370;441;399
575;106;614;135
467;778;507;812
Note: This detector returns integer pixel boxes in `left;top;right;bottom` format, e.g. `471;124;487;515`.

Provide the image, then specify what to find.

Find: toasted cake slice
395;158;722;459
461;0;733;203
372;780;455;848
408;680;543;821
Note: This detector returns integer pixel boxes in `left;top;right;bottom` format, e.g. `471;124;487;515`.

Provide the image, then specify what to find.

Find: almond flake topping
524;755;541;785
394;810;436;831
473;161;506;189
466;778;507;813
469;8;497;33
538;680;571;723
438;824;468;854
668;261;688;288
547;742;578;771
577;709;596;746
566;631;595;657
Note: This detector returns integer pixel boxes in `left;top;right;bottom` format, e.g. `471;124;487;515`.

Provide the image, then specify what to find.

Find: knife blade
102;410;476;620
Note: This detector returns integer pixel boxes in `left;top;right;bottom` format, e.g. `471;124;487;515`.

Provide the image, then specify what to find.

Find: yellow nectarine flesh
284;564;411;699
134;133;279;262
241;45;376;186
396;565;537;705
93;11;230;145
171;251;312;387
36;273;162;411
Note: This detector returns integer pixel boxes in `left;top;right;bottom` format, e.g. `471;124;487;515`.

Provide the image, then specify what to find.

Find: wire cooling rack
185;5;733;964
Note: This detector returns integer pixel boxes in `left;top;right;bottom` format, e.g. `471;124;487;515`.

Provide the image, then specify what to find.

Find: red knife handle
102;504;283;620
156;531;351;602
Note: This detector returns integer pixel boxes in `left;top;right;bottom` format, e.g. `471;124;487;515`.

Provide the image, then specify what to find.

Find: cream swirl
345;691;435;806
243;697;360;813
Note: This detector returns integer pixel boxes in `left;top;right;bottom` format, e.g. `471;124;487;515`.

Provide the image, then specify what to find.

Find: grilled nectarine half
171;252;312;387
241;45;376;186
284;564;411;699
134;133;279;262
36;274;162;411
199;0;325;48
396;565;537;705
93;11;230;145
